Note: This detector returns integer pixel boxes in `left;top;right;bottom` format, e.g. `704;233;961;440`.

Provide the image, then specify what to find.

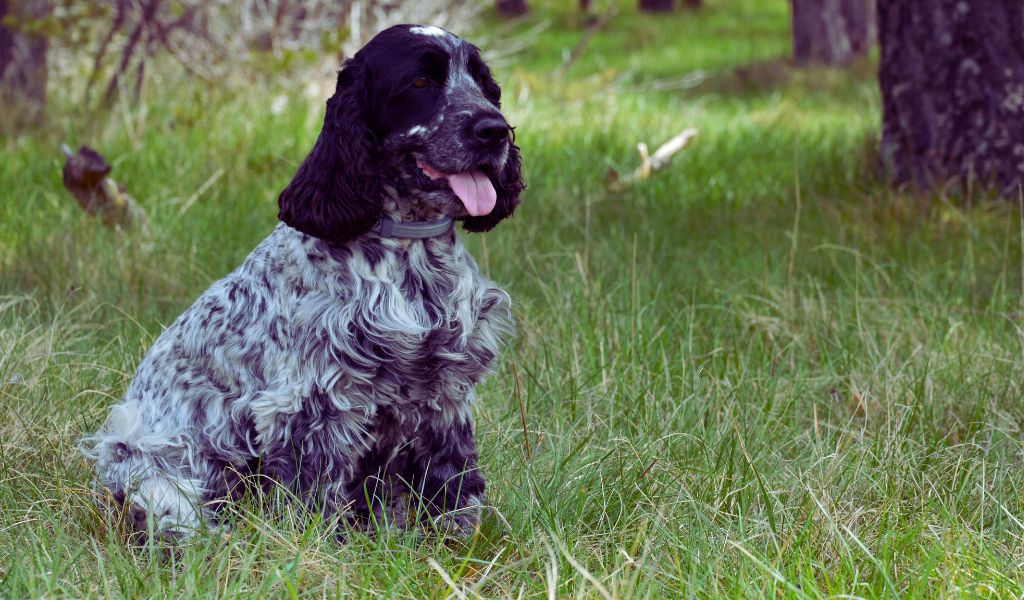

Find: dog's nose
472;116;509;146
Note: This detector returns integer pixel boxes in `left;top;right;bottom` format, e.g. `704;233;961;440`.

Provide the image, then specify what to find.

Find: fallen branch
61;144;148;232
606;128;698;192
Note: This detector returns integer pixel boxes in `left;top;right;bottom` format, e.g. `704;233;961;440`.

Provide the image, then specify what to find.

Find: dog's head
278;25;524;244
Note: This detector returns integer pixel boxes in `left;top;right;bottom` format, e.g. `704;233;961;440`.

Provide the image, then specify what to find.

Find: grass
4;0;1024;596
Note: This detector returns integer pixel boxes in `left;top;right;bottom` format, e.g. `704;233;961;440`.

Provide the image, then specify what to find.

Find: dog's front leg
410;415;486;534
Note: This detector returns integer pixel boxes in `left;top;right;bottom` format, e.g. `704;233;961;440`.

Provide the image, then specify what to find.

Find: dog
82;24;524;540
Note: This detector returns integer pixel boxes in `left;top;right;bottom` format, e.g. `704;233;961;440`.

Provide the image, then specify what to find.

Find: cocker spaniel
83;24;524;540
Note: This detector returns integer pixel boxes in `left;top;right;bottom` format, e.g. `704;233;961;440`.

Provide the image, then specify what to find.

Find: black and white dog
83;24;524;540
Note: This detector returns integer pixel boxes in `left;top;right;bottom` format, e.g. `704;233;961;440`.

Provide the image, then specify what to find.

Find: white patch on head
410;25;447;38
407;125;426;136
444;53;482;96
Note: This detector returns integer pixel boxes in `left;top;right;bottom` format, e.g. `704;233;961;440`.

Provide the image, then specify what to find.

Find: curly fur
82;24;523;541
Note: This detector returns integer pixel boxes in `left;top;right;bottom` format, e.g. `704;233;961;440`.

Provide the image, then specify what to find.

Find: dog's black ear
278;59;381;244
462;140;524;233
478;65;503;108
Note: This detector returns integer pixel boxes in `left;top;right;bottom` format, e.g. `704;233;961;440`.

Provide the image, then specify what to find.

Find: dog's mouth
415;159;496;217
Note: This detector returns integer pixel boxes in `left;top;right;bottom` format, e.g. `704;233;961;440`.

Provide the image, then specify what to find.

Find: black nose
472;116;509;146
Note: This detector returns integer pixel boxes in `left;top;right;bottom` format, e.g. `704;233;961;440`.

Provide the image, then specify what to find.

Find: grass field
4;0;1024;596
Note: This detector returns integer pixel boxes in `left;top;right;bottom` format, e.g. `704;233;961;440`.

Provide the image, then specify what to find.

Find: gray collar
370;216;454;239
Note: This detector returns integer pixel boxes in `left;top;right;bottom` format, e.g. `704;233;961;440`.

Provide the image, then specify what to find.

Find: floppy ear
462;140;524;233
278;59;382;244
477;63;503;107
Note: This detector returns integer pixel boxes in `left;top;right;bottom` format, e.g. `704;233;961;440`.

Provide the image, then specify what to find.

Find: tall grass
3;0;1024;596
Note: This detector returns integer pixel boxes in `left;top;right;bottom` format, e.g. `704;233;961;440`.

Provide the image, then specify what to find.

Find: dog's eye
412;77;430;89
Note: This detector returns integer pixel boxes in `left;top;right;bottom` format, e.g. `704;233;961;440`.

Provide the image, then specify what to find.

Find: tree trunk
842;0;875;55
0;0;50;125
0;0;10;79
879;1;1024;195
790;0;871;65
683;0;702;8
639;0;675;13
496;0;529;17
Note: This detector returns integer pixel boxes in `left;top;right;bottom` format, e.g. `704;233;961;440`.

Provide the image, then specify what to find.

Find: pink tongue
447;171;497;216
416;161;496;217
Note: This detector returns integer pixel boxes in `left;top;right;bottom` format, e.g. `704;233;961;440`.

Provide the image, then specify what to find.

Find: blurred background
1;0;888;314
4;1;1024;596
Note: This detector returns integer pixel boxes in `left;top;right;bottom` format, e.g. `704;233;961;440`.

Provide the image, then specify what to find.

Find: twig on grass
635;458;657;481
606;128;698;192
512;362;531;460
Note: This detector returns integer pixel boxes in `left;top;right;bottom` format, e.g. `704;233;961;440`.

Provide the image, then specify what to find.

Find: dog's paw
430;495;484;537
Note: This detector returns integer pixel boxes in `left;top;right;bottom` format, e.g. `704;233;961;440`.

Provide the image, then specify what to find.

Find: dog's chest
340;238;510;402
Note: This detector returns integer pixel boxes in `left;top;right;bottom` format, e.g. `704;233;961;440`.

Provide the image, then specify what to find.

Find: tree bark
0;0;50;125
0;0;11;80
841;0;874;55
496;0;529;18
790;0;872;65
639;0;675;13
879;1;1024;195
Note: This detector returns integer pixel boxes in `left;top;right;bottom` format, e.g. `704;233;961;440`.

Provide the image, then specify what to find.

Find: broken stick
61;144;149;232
607;128;698;192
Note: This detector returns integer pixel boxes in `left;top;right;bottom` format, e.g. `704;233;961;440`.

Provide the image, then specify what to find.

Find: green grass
4;0;1024;596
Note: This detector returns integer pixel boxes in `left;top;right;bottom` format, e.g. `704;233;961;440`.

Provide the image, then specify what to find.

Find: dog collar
370;216;454;239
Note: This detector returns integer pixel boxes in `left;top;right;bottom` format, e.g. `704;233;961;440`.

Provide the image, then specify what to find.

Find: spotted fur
82;24;523;541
